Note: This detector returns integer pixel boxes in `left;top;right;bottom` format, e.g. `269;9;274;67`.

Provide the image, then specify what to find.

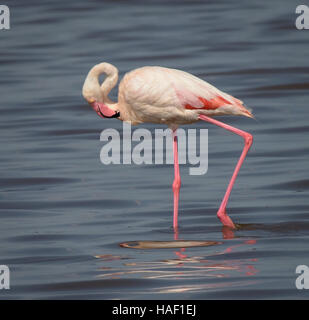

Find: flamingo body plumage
82;62;254;230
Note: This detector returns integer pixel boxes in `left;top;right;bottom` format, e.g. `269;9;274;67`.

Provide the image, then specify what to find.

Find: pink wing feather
167;68;247;112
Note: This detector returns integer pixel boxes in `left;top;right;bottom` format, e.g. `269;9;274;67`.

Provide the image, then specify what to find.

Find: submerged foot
217;210;237;229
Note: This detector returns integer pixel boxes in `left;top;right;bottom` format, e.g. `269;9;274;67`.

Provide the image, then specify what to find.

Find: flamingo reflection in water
95;228;259;290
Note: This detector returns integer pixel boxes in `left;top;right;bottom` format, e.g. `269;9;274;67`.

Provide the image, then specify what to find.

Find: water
1;0;309;299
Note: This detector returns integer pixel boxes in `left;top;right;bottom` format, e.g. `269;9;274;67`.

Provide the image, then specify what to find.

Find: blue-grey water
1;0;309;299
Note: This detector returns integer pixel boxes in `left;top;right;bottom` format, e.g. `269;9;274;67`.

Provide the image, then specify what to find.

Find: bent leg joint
244;133;253;147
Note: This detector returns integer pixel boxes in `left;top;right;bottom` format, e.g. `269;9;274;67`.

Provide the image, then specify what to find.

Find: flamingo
82;62;253;230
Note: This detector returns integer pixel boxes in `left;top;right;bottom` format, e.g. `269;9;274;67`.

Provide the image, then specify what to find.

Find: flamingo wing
120;66;252;119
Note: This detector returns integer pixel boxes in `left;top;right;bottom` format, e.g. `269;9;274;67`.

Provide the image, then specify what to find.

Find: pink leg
199;114;253;229
172;129;181;230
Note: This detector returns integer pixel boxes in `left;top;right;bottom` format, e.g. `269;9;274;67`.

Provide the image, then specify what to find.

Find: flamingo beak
89;100;120;119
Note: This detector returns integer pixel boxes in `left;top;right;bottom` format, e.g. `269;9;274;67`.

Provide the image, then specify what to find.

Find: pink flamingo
82;62;253;230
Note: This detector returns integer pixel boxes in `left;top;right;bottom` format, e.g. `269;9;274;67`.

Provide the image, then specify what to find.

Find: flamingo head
88;98;120;119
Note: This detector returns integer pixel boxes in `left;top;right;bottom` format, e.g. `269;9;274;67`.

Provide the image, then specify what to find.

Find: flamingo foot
217;210;237;229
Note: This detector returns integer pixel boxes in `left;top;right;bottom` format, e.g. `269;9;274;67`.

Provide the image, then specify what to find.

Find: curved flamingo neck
83;62;118;105
97;63;118;104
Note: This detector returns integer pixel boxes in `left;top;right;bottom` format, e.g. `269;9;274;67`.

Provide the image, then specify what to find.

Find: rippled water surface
1;0;309;299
